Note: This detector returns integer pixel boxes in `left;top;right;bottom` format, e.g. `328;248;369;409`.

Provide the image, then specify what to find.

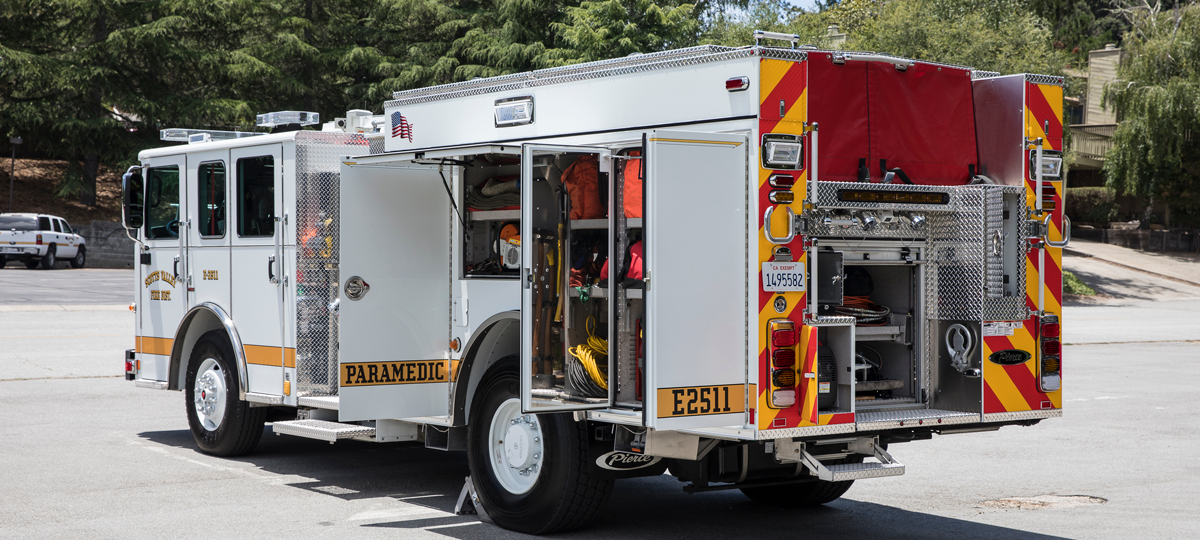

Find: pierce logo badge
596;451;661;471
988;349;1032;366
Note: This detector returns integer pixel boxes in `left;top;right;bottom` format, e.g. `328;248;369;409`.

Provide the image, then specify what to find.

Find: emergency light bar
495;96;534;127
256;111;320;128
159;129;265;143
1030;150;1063;180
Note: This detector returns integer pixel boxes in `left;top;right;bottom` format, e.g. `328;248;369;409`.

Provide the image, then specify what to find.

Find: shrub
1063;271;1096;296
1065;187;1119;224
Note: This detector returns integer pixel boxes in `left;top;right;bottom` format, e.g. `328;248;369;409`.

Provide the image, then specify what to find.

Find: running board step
776;436;906;482
821;461;906;482
273;419;374;443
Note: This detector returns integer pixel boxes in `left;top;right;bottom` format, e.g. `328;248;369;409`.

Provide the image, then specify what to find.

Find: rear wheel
0;256;5;268
40;247;56;269
185;330;266;456
467;364;612;534
740;476;855;507
70;246;86;268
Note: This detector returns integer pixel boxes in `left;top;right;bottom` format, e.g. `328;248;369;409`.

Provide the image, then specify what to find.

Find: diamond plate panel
985;187;1005;299
755;422;857;440
825;461;906;481
294;131;370;397
855;408;979;430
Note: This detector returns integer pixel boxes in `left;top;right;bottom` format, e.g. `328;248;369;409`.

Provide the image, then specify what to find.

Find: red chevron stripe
1025;82;1062;150
760;62;807;135
984;380;1006;413
1004;362;1052;410
826;412;855;425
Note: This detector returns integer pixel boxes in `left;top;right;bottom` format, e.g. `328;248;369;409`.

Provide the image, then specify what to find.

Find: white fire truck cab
123;35;1069;534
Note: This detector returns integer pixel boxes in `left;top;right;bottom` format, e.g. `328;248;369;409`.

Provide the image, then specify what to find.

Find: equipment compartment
462;156;522;278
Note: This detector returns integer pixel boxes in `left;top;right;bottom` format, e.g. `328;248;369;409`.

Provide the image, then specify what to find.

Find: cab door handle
268;255;278;284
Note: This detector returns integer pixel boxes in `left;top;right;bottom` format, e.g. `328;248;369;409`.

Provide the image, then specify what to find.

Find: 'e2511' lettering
656;384;746;418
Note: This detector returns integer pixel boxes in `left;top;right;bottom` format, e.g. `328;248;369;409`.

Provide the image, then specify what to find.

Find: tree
1103;1;1200;226
545;0;699;64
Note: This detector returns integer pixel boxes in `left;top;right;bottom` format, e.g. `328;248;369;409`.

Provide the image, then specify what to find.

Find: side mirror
122;166;144;230
72;227;81;235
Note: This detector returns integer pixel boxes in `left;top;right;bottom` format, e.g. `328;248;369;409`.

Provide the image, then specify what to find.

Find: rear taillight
772;329;796;348
768;319;797;409
1038;315;1061;392
125;350;136;381
726;76;749;92
36;234;43;245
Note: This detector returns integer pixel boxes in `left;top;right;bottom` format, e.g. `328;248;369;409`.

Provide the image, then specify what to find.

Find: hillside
0;159;122;225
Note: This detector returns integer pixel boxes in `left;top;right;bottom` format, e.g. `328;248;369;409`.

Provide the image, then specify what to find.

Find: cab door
642;131;750;431
519;144;612;413
138;155;187;382
337;161;450;422
229;144;286;396
187;149;231;311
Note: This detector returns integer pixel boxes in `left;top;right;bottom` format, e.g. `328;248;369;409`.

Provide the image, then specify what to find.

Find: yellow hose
569;317;608;390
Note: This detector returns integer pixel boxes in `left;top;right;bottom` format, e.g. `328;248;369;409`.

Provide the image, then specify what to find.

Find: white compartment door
338;162;451;422
644;131;750;431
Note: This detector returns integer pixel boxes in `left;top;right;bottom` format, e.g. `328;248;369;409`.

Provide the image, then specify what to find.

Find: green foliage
850;0;1069;76
1065;186;1120;223
1063;270;1097;295
1103;3;1200;222
1029;0;1128;60
546;0;699;64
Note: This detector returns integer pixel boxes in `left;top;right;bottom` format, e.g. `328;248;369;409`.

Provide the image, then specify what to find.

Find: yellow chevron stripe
983;340;1031;412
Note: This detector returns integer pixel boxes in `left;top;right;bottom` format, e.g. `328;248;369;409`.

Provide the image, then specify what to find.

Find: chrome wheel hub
489;399;543;494
193;358;226;431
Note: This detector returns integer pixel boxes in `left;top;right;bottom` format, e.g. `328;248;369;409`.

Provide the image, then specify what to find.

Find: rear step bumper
776;436;905;482
273;419;375;442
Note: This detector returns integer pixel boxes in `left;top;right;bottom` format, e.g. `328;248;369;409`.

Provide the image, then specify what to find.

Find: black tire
70;246;86;268
0;256;5;268
185;330;266;456
40;247;56;269
740;473;855;508
467;363;613;534
24;259;39;269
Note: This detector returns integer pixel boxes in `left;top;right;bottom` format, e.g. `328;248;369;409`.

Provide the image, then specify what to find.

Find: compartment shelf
855;325;905;342
571;219;608;229
470;209;520;221
568;286;642;299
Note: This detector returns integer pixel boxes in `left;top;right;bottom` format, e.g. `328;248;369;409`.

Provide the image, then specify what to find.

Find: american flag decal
391;112;413;142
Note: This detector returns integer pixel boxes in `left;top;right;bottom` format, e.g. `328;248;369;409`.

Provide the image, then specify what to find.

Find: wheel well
168;304;247;399
452;311;520;427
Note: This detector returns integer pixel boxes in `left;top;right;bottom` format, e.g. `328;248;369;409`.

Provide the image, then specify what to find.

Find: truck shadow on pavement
140;427;1067;540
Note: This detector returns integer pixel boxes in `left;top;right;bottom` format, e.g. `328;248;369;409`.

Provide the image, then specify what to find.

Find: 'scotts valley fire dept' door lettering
137;156;186;382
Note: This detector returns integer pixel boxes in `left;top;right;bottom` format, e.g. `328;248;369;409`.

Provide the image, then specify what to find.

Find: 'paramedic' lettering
341;360;448;387
656;384;746;418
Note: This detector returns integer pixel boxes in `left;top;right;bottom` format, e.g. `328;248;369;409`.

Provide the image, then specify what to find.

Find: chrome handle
268;255;278;284
763;206;796;245
1046;215;1071;248
173;256;180;279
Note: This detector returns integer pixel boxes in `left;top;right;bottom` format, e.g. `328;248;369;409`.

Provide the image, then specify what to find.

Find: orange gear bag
560;155;604;220
623;150;643;219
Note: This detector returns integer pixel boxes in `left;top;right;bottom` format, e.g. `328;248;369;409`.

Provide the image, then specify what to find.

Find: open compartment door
337;161;452;422
520;144;613;413
644;131;750;431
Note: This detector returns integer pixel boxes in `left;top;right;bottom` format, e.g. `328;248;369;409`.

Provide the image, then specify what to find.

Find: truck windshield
0;215;38;231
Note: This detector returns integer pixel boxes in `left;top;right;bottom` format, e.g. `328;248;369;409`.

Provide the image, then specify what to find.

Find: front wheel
70;246;86;268
467;365;612;534
185;330;266;456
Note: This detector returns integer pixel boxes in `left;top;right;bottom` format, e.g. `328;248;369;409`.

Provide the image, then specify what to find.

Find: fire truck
121;32;1069;534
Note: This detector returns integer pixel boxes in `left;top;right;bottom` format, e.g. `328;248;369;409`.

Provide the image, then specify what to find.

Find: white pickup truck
0;213;87;269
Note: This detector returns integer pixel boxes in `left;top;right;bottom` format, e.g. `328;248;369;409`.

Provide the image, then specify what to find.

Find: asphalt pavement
2;257;1199;539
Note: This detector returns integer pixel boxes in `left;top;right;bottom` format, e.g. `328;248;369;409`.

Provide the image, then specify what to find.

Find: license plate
762;262;806;292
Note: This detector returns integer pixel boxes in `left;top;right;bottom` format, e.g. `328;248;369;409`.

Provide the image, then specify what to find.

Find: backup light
762;134;803;170
771;389;796;408
256;111;320;128
495;96;534;127
1030;150;1063;179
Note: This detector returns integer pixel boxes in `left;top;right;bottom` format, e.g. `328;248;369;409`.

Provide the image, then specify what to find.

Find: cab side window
145;166;181;240
237;156;274;237
51;219;62;233
198;161;227;237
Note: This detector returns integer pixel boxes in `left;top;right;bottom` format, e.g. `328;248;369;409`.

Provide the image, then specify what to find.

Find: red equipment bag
623;151;643;219
561;155;604;220
599;241;644;281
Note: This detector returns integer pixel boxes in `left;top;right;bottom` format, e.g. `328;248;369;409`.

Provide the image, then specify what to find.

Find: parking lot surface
1;261;1198;539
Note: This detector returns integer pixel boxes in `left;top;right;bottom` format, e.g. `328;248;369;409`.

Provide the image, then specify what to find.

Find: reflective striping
284;347;296;368
136;336;173;355
244;344;283;366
